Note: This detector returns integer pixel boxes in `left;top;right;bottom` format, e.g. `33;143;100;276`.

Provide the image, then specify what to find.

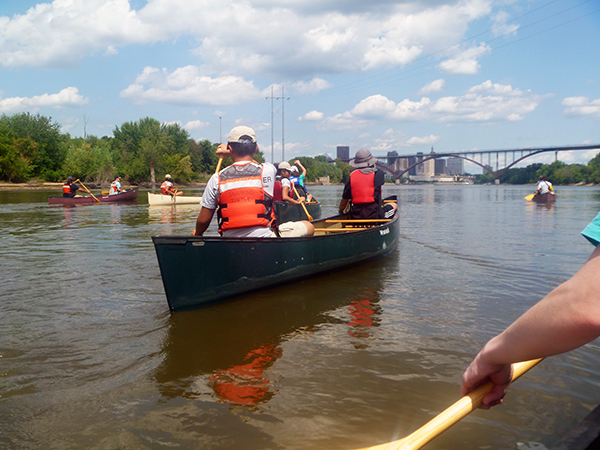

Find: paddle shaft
76;179;100;202
215;156;223;174
292;184;312;220
354;359;543;450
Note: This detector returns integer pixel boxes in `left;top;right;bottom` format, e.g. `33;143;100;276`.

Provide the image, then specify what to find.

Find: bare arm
294;160;307;177
462;245;600;407
339;198;350;214
192;207;216;236
282;186;304;204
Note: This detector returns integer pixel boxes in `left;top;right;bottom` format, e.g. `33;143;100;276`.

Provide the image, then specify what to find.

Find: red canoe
48;187;139;205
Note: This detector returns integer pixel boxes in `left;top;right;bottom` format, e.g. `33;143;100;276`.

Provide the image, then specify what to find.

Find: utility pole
266;87;275;162
280;87;289;162
266;86;290;163
219;116;222;143
83;112;88;140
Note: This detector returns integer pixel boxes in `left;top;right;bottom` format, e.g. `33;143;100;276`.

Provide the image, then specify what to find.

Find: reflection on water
155;262;387;408
147;203;202;234
210;342;282;405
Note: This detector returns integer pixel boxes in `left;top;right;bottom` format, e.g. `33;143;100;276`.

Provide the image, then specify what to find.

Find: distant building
447;158;464;175
408;155;419;176
434;159;446;175
336;146;350;161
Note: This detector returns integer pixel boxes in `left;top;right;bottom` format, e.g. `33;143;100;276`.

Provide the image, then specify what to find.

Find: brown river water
2;184;600;450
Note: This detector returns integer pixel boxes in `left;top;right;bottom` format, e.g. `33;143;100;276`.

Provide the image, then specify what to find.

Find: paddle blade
524;194;535;201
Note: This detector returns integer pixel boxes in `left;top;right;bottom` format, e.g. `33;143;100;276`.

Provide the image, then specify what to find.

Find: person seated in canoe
338;148;397;220
191;126;314;238
290;160;313;202
62;176;81;198
535;175;554;196
278;161;306;206
161;174;183;197
109;176;123;195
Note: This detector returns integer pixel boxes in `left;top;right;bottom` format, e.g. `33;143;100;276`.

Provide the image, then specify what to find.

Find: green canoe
152;196;399;312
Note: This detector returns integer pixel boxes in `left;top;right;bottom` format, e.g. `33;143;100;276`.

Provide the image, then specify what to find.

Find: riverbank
0;180;331;191
0;181;209;191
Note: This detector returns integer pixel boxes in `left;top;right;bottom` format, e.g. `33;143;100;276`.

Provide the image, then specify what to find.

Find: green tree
189;139;219;174
0;113;66;180
0;131;36;182
112;117;191;185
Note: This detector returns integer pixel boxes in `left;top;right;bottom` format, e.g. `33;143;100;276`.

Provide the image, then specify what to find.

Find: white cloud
298;110;325;121
418;79;445;95
313;80;543;130
0;0;492;79
120;66;262;105
0;87;88;114
492;10;519;38
406;135;441;145
432;80;543;122
370;128;406;153
562;97;600;118
438;43;491;75
291;78;331;95
183;120;211;131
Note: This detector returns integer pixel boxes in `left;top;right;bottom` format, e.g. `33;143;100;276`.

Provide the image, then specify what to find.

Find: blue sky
1;0;599;172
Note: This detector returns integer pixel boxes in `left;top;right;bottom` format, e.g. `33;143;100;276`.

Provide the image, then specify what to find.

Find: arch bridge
372;144;600;180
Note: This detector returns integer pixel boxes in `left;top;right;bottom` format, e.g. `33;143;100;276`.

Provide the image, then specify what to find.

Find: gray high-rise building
447;158;464;175
435;159;446;175
337;146;350;161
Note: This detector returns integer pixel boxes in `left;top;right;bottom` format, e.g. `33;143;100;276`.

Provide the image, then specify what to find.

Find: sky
1;0;599;173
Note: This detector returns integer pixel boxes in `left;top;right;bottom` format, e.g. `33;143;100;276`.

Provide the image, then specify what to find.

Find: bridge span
367;144;600;180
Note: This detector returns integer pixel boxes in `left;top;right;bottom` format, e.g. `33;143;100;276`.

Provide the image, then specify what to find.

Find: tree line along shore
2;112;599;188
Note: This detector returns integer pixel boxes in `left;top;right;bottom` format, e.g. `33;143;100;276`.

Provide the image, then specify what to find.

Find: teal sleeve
582;211;600;247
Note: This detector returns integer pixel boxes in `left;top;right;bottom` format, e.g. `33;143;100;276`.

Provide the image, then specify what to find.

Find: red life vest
217;163;274;232
350;170;376;204
273;180;283;201
63;184;72;194
160;181;172;195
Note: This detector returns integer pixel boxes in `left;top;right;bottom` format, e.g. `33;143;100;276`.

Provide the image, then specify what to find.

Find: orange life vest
160;181;172;195
350;170;376;204
217;163;274;232
63;184;72;194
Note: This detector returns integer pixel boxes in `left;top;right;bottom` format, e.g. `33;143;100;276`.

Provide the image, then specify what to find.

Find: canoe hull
532;192;556;203
48;187;139;204
152;198;399;312
273;200;322;222
148;192;202;206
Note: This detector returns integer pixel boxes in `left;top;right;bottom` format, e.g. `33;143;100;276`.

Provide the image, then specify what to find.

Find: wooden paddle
215;156;224;174
75;179;100;202
292;184;313;221
352;358;543;450
525;194;535;201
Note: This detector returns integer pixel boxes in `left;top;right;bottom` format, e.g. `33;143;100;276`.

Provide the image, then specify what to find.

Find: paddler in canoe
191;125;314;238
277;161;306;205
62;176;82;198
290;159;313;202
161;174;183;197
338;148;397;219
109;176;123;195
525;175;556;202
